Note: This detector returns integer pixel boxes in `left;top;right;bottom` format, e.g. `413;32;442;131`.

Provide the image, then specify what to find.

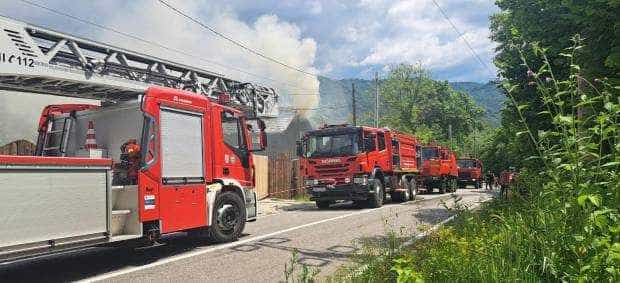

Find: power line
430;0;495;77
281;104;349;111
16;0;318;94
157;0;318;78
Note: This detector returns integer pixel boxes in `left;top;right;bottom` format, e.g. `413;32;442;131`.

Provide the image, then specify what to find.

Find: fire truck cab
418;144;458;194
298;125;419;209
457;158;483;189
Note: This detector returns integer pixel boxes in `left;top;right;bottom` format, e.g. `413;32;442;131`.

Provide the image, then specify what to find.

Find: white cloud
354;0;497;79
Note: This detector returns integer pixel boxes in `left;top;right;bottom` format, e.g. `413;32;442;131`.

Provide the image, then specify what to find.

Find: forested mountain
449;81;504;125
313;77;503;127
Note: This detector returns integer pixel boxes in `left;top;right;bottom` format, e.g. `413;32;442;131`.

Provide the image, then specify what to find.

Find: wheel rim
217;203;241;233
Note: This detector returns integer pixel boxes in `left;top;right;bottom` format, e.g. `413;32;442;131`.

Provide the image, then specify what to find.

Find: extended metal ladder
37;117;73;156
0;16;278;117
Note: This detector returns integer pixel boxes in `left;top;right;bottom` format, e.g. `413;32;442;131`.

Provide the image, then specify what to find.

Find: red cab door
158;106;207;233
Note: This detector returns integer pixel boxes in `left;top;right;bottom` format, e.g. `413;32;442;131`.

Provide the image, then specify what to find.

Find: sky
0;0;499;143
1;0;498;84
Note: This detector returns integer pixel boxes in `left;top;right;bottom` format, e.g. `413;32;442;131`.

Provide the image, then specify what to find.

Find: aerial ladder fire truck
0;15;278;262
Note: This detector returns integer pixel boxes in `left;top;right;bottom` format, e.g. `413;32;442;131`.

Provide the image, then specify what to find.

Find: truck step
112;209;131;215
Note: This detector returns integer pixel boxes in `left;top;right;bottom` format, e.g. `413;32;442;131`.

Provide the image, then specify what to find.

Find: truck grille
314;163;350;177
459;172;471;179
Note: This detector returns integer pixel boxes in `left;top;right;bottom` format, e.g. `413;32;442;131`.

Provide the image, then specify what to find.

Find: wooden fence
0;140;35;156
267;153;304;199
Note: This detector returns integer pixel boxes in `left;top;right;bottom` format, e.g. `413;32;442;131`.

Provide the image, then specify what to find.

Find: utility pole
448;124;453;150
375;71;379;127
351;83;357;126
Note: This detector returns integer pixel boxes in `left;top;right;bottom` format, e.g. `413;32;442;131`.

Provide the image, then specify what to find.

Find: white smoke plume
100;0;319;108
0;0;320;143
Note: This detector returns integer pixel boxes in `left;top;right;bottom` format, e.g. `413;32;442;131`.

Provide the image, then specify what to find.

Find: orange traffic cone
84;121;98;150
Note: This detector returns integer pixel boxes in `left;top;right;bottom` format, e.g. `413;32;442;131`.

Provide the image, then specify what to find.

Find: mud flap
244;189;257;222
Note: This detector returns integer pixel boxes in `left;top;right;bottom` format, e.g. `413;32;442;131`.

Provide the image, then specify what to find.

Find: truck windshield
305;133;361;158
420;147;439;161
457;159;475;168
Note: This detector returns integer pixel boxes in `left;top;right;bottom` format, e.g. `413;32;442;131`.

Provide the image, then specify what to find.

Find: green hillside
449;81;504;125
312;77;504;127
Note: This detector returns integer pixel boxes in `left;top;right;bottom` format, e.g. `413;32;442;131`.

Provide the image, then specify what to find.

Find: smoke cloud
100;0;320;108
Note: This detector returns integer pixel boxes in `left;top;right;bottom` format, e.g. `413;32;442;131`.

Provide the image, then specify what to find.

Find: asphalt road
0;189;495;283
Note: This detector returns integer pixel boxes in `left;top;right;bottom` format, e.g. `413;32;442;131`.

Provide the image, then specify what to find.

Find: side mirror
259;131;267;150
247;118;267;152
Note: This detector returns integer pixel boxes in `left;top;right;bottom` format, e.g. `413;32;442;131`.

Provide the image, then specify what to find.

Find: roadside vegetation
327;43;619;282
321;1;620;282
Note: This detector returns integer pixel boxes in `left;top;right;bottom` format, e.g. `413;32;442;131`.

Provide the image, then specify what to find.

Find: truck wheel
207;191;246;243
451;179;458;192
409;179;417;201
368;181;384;208
316;201;330;209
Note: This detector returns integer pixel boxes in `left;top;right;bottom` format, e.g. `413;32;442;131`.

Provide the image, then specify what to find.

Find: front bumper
306;183;373;201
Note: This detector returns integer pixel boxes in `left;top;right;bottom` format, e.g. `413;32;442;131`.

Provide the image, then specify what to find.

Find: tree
485;0;620;171
358;64;485;148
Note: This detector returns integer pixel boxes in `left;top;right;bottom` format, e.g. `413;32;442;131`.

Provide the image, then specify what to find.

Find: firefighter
484;172;493;190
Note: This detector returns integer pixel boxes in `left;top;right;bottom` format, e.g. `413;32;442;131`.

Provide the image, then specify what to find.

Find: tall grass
336;40;619;282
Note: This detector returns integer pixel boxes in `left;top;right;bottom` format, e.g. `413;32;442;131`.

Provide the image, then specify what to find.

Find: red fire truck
0;16;276;262
457;158;483;189
418;144;458;194
297;125;420;209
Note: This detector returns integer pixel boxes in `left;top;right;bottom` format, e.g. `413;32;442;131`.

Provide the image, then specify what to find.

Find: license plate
313;187;326;192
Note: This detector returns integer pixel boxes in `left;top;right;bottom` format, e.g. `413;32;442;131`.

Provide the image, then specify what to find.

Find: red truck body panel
390;131;418;172
0;155;112;167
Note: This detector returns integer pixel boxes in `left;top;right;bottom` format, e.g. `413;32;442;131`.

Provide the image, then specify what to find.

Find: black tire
451;179;458;192
368;181;384;208
439;179;447;194
392;178;410;203
316;201;330;209
207;191;246;243
409;179;417;201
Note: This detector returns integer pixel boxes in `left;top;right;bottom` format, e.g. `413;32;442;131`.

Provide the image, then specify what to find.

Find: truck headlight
353;176;368;185
305;179;319;186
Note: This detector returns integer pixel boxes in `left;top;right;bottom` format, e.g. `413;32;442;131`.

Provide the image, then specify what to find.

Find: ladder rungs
48;130;64;134
43;146;60;151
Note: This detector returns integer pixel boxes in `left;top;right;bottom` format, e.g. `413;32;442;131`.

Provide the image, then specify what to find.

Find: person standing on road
484;172;493;190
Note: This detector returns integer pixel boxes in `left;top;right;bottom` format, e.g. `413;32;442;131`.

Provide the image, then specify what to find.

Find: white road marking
81;204;392;282
81;193;457;282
